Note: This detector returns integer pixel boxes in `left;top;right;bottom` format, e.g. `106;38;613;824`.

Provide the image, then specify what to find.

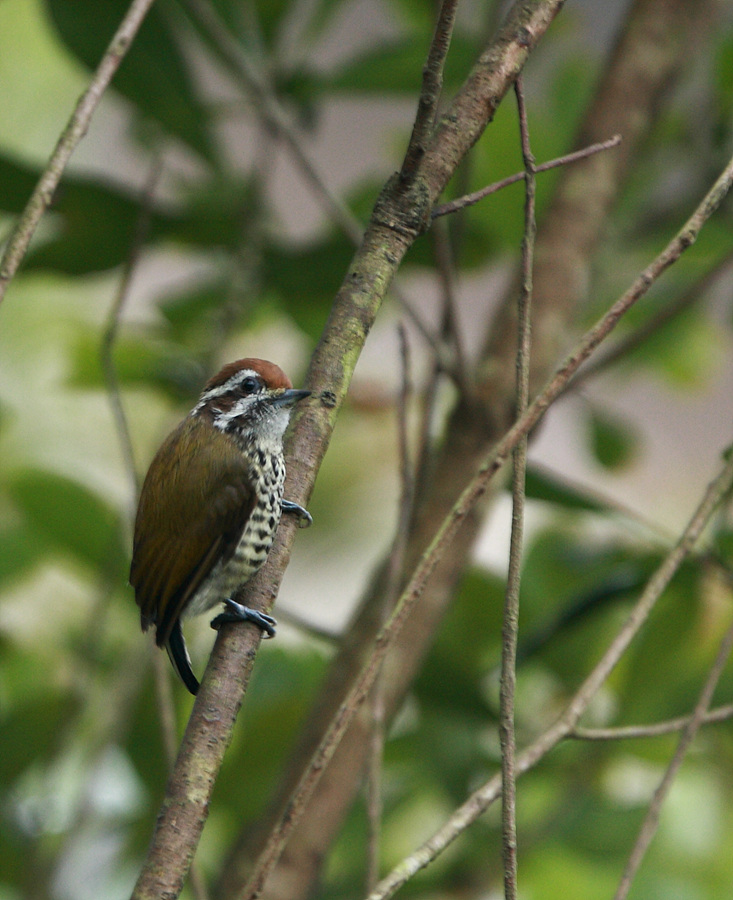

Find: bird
129;358;311;695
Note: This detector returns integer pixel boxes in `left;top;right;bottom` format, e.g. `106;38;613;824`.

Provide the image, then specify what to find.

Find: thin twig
99;156;182;776
401;0;460;181
151;649;179;765
102;160;210;898
130;7;567;896
244;148;733;900
0;0;158;305
613;614;733;900
179;0;362;245
432;220;472;393
573;246;733;386
432;134;622;219
569;703;733;741
183;0;475;390
365;325;415;892
365;678;386;894
368;444;733;900
181;0;461;381
500;76;536;900
101;160;162;503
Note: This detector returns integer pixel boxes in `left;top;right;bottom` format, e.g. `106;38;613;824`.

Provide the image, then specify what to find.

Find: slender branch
573;246;733;385
0;0;158;305
401;0;460;180
432;134;622;219
179;0;362;245
180;0;461;386
243;147;733;900
431;221;472;392
500;76;536;900
99;157;183;781
365;665;387;896
613;614;733;900
231;6;717;897
366;326;415;893
101;160;162;504
569;703;733;741
151;647;179;766
368;444;733;900
128;6;597;897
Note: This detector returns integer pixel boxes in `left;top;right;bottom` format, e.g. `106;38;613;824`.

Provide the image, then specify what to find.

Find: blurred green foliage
0;1;732;899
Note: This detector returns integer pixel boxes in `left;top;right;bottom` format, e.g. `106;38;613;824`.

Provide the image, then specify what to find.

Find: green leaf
587;408;638;470
0;153;174;274
0;153;259;274
263;234;355;338
525;466;606;513
217;646;326;818
0;155;38;212
640;307;724;387
158;281;232;343
30;175;169;274
45;0;217;164
8;470;126;575
0;686;77;785
322;34;478;95
0;524;43;587
415;568;505;717
70;331;206;401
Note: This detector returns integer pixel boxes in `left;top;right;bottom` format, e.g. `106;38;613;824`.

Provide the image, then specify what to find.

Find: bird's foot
282;498;312;528
211;599;277;638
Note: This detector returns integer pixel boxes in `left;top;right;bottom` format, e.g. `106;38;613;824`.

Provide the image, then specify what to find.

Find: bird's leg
282;498;312;528
211;599;277;638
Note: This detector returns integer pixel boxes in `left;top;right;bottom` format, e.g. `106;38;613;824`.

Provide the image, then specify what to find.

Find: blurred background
1;1;733;898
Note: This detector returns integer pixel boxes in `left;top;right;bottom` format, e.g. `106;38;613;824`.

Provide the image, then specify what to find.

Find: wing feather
130;417;255;646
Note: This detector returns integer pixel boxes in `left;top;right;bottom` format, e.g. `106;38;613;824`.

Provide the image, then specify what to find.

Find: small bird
129;358;311;695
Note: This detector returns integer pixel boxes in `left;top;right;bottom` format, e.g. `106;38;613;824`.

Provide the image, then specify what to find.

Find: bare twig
99;160;183;773
244;150;733;900
401;0;460;180
368;444;733;900
101;160;162;503
569;703;733;741
181;0;462;384
230;6;716;897
613;614;733;900
127;6;617;896
102;160;210;899
432;134;622;219
573;246;733;385
500;76;536;900
365;678;386;894
432;221;472;392
179;0;362;245
366;325;415;892
0;0;158;305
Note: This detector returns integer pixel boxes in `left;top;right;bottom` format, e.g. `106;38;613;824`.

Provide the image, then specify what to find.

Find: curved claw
211;599;277;638
282;498;313;528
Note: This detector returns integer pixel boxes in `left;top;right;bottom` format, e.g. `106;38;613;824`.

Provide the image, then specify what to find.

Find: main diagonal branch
129;3;566;899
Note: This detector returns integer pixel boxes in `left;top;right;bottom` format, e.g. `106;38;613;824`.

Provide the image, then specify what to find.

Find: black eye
240;375;260;394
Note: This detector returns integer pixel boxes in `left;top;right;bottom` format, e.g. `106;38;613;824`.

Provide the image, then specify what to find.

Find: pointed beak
270;388;311;408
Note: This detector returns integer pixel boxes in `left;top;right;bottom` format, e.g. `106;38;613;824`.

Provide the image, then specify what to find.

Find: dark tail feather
165;620;200;695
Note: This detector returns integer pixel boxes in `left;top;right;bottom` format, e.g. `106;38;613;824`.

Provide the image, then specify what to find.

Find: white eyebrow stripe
192;369;260;412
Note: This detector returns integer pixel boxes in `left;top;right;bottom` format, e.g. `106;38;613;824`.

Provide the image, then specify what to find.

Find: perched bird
129;358;311;694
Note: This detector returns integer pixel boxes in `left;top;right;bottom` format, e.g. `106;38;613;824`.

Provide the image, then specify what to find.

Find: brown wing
129;416;256;647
